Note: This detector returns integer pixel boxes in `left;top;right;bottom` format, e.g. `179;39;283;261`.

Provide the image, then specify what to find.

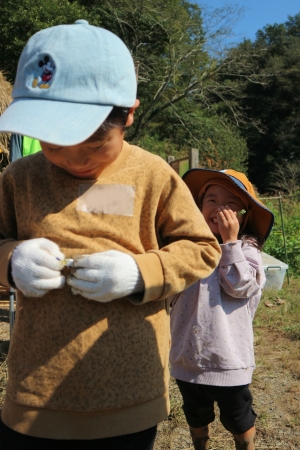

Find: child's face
40;127;124;179
201;184;246;237
40;99;140;179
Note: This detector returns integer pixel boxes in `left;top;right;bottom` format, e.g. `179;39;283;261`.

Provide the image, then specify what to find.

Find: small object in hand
62;258;74;268
57;258;74;268
237;209;247;217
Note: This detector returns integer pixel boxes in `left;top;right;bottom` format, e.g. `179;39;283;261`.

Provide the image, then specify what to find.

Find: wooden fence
167;148;199;176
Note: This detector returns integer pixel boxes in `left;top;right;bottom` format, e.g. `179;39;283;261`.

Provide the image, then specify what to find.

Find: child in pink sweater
170;169;274;450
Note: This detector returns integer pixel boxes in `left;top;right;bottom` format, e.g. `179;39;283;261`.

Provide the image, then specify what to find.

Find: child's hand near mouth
217;205;241;244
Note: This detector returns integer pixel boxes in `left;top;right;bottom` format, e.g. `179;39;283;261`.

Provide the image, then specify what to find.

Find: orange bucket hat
183;168;274;242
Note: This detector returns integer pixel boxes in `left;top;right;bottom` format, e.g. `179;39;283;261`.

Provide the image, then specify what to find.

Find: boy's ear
125;99;140;127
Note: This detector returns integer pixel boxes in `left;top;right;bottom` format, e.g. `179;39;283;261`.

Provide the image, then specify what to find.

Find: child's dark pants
176;379;257;435
0;418;157;450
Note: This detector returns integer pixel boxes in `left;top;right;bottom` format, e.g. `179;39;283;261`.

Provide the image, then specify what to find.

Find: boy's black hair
92;106;129;140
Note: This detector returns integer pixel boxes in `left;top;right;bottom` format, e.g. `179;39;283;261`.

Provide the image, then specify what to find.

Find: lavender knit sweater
170;240;266;387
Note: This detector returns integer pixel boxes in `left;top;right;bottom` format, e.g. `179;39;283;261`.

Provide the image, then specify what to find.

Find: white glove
11;238;66;297
67;250;145;302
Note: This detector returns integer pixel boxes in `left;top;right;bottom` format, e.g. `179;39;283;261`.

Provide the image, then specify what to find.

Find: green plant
263;197;300;277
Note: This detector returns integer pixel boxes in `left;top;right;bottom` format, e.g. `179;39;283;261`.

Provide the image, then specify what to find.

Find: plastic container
261;252;288;291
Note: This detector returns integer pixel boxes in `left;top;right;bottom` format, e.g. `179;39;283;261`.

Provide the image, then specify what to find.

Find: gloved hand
11;238;66;297
67;250;145;302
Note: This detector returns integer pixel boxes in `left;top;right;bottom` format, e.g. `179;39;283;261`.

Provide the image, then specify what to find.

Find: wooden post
189;148;199;169
167;155;175;164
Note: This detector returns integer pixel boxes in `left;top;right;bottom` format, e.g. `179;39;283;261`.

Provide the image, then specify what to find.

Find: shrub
263;197;300;277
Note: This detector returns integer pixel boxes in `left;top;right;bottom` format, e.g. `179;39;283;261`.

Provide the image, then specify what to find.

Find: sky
194;0;300;43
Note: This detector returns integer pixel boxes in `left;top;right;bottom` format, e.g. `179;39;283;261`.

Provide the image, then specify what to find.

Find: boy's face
201;184;245;237
40;127;125;179
40;100;140;179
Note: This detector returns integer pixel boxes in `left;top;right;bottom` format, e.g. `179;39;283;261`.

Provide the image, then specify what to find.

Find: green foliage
263;197;300;277
0;0;95;82
236;14;300;192
0;0;256;156
132;100;248;171
133;133;180;160
192;114;248;172
95;0;210;140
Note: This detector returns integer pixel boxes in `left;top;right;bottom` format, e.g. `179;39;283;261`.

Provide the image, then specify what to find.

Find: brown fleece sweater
0;141;220;439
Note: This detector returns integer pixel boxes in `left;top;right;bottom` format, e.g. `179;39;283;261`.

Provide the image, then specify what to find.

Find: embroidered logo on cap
32;56;55;89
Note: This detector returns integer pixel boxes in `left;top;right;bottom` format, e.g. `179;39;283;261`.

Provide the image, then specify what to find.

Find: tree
234;14;300;192
1;0;276;169
93;0;268;141
0;0;94;82
136;99;248;171
268;161;300;195
0;0;267;139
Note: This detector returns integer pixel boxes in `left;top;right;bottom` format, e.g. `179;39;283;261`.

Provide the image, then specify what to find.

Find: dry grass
0;71;12;114
0;70;12;164
0;341;8;409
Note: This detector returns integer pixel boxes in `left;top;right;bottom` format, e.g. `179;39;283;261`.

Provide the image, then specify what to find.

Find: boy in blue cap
0;20;220;449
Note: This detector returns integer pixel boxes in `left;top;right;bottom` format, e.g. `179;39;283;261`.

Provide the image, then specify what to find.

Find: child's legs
0;418;157;450
213;384;257;436
233;426;256;450
176;379;215;429
176;380;215;449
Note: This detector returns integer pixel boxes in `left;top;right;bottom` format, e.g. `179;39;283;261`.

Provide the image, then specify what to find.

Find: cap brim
183;168;274;241
0;98;114;146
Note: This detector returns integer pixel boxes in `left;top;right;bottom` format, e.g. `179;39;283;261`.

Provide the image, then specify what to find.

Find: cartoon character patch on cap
32;56;55;89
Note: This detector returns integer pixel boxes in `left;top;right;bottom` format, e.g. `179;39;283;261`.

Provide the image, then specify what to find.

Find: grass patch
254;276;300;341
0;341;8;408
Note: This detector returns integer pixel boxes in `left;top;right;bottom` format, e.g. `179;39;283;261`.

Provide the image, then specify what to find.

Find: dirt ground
154;328;300;450
0;300;299;449
153;331;300;450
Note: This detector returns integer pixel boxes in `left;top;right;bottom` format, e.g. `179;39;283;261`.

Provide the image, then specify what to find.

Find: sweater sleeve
131;169;221;304
218;240;266;304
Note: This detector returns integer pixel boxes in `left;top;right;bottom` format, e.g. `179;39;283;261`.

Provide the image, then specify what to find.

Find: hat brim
0;98;114;146
183;168;274;242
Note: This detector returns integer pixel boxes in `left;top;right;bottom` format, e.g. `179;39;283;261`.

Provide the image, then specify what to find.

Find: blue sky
194;0;300;42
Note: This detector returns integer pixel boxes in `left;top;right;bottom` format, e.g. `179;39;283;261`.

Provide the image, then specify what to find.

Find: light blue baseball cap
0;20;137;146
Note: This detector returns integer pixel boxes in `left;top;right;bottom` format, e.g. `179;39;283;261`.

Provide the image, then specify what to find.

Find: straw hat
183;168;274;242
